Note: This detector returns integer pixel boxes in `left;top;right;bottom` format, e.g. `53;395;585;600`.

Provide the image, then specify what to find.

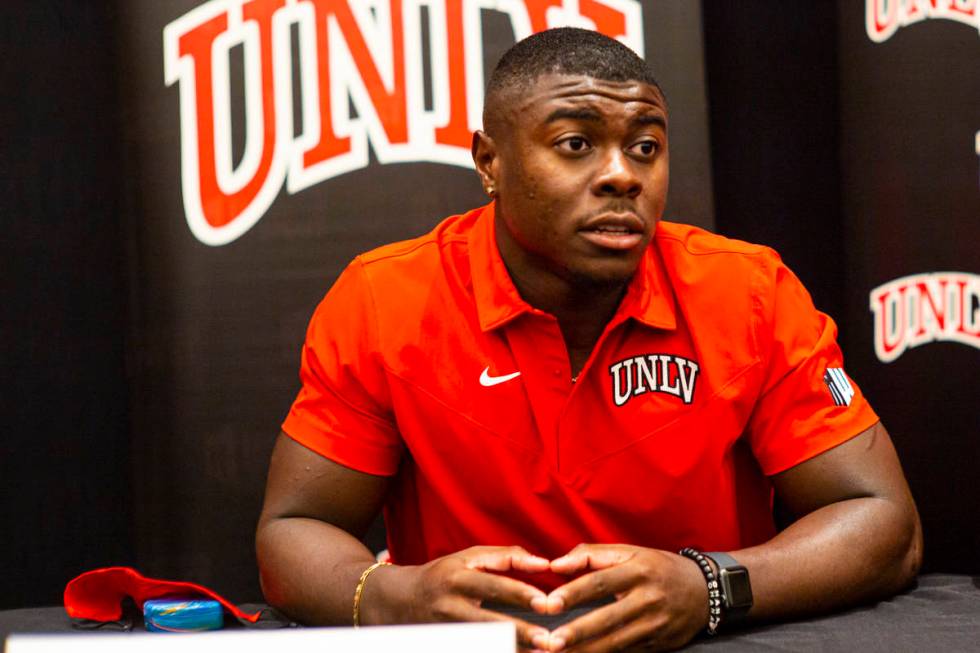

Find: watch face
720;567;753;608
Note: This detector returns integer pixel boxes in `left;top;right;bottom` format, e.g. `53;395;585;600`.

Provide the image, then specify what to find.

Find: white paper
4;621;516;653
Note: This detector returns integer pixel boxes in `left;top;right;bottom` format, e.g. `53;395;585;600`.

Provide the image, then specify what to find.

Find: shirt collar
615;237;678;331
468;202;677;332
469;202;533;331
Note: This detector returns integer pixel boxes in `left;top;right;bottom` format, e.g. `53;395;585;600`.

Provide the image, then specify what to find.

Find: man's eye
629;140;658;157
558;137;591;153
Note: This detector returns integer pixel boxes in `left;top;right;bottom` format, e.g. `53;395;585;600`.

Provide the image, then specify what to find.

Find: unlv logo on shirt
609;354;700;407
163;0;643;245
869;272;980;363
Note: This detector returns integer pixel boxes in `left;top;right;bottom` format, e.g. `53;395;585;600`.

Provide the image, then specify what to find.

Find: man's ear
471;130;498;195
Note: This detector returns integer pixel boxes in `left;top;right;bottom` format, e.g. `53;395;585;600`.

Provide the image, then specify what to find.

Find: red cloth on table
64;567;261;624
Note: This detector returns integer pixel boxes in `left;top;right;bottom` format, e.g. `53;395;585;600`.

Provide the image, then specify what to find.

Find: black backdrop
835;0;980;576
2;1;977;610
1;3;134;609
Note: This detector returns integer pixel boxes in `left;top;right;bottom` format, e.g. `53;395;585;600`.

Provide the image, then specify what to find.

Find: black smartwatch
704;552;753;625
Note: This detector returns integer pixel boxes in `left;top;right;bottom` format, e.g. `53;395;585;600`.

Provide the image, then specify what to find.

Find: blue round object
143;598;224;632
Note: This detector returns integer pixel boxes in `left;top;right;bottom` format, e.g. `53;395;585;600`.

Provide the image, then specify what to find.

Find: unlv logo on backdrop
869;272;980;363
866;0;980;43
163;0;643;246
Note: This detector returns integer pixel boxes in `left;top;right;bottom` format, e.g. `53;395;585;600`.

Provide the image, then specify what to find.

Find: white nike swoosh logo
479;366;521;387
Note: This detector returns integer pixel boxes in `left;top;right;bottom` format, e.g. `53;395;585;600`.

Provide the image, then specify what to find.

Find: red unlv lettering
869;272;980;363
164;0;644;245
866;0;979;43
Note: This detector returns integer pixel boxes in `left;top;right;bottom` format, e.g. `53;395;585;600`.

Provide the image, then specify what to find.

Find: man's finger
560;613;665;653
543;593;647;651
453;566;548;607
550;544;633;574
447;600;551;651
544;564;638;613
465;546;551;573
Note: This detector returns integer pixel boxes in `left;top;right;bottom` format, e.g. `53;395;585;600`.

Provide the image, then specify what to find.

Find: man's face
478;74;669;288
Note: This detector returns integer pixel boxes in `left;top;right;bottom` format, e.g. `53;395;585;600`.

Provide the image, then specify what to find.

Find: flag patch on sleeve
823;368;854;407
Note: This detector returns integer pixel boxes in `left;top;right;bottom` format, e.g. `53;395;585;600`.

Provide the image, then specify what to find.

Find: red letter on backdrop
580;0;627;37
914;279;949;337
302;0;408;169
434;0;472;149
523;0;563;33
178;0;286;228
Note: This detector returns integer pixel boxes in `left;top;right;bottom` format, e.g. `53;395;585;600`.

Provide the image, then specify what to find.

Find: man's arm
735;420;922;617
255;432;390;625
533;421;922;652
255;432;553;645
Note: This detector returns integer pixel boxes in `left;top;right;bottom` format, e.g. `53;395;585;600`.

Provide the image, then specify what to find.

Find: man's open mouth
580;215;644;250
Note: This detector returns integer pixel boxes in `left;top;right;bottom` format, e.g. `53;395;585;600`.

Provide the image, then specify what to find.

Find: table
2;575;978;651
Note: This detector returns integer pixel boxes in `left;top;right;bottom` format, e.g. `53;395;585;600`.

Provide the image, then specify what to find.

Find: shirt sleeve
281;258;402;476
746;254;879;476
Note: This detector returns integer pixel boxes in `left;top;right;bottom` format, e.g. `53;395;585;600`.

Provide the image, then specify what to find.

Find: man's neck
507;266;628;375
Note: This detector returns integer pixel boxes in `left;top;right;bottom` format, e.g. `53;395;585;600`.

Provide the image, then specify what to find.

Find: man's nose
592;148;642;197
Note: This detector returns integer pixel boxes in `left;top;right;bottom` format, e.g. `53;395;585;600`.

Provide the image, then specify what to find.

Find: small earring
486;185;496;197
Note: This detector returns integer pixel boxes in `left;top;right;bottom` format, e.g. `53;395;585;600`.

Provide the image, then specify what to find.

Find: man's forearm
733;495;922;621
257;519;553;647
256;515;379;625
532;500;921;653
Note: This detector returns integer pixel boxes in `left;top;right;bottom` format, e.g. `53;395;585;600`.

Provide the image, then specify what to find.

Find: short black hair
484;27;662;132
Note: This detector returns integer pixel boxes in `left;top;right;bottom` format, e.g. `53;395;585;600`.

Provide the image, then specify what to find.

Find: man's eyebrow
632;114;666;129
545;108;602;123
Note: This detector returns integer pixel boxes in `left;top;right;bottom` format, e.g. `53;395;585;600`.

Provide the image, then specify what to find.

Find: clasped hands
385;544;710;653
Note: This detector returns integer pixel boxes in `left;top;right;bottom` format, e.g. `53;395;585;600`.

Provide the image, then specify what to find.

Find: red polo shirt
282;203;878;578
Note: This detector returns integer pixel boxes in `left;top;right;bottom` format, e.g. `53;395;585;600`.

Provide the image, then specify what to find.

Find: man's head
483;28;663;137
473;28;669;294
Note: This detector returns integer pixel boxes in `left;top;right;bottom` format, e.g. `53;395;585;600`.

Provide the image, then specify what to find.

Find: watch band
704;551;740;569
704;552;753;625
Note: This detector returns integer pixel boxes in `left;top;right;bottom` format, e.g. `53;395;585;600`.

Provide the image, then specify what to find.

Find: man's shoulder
655;221;773;260
652;221;791;331
654;221;784;284
347;207;481;316
357;208;478;270
329;208;484;357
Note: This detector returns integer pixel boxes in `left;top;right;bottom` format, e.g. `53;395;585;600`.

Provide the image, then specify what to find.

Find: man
256;28;921;652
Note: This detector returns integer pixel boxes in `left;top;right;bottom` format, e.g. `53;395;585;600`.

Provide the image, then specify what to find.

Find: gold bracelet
352;560;390;627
